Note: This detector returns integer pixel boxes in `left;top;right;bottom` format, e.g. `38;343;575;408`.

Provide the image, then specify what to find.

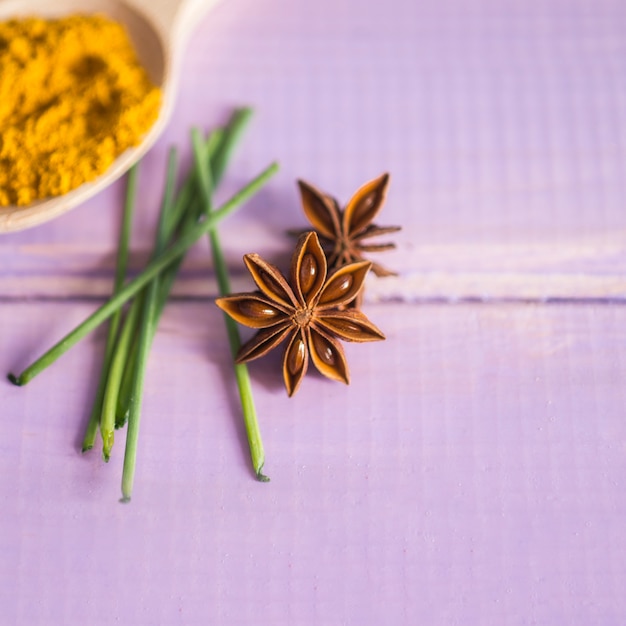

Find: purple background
2;0;626;624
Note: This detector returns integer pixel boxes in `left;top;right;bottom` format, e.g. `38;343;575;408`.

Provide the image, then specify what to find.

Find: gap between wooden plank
1;271;626;304
3;236;626;302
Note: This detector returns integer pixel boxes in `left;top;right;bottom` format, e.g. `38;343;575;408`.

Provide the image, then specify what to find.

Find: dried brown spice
216;231;385;396
296;173;401;277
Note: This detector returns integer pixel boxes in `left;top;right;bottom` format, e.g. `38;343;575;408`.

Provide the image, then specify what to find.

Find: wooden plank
1;300;625;623
3;0;626;303
2;1;626;624
3;238;626;301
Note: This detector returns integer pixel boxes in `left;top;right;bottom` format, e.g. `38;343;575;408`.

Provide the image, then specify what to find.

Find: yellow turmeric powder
0;14;161;206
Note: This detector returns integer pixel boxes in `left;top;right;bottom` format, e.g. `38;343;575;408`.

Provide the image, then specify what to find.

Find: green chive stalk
192;120;269;482
115;129;224;424
7;162;279;387
81;163;139;452
100;297;142;460
209;108;253;183
120;148;178;501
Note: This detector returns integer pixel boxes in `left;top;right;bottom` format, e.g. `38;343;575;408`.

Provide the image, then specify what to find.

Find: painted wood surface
3;0;626;301
2;302;626;624
2;0;625;624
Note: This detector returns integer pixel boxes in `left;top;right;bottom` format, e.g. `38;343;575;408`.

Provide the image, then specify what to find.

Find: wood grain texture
2;0;626;624
1;301;625;624
2;0;626;300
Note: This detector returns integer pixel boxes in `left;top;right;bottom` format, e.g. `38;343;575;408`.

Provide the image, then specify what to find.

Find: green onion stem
120;275;157;500
114;132;225;421
210;108;253;184
115;340;137;428
7;162;279;387
192;125;269;482
81;163;139;452
115;115;250;421
121;148;178;501
100;297;142;460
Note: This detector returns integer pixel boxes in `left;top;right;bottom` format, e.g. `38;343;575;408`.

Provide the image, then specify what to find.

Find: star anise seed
215;231;385;396
297;173;401;278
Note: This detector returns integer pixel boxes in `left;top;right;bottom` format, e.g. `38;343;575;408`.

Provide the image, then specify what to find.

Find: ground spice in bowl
0;14;160;206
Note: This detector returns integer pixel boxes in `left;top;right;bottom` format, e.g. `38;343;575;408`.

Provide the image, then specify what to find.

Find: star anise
216;231;385;396
297;173;401;277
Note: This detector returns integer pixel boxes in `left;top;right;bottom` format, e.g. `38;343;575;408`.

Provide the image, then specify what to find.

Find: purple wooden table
2;1;626;624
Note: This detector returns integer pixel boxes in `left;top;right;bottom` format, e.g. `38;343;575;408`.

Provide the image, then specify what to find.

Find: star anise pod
215;231;385;396
297;173;401;277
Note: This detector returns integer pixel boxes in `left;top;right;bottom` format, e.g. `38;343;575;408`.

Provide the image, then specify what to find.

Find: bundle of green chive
9;109;277;501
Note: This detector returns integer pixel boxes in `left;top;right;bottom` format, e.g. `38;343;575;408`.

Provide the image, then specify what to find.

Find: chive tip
120;496;131;504
102;432;114;462
7;373;22;386
81;445;93;453
256;469;270;483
